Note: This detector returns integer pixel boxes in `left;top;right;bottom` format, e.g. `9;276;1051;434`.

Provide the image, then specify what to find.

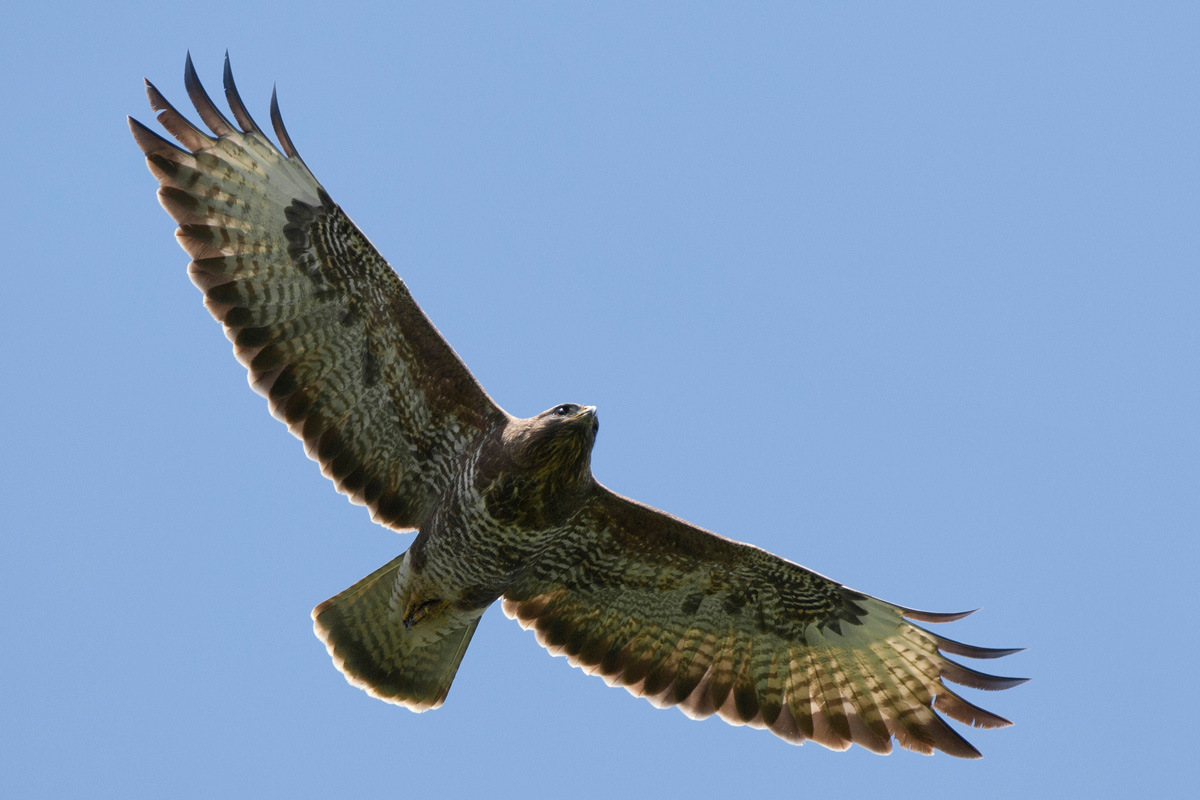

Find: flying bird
130;54;1025;758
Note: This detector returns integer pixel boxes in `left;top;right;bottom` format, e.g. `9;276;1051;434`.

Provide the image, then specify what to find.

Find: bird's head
507;403;600;485
539;403;600;437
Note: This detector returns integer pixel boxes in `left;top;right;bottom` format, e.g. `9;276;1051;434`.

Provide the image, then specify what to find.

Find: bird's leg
401;595;449;631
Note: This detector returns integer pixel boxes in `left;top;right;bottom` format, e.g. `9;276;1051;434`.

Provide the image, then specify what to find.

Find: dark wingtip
902;607;978;623
222;51;262;135
269;84;306;164
930;630;1026;660
127;115;148;146
940;657;1030;691
933;691;1017;731
184;52;235;137
128;114;187;158
144;78;164;106
182;51;200;95
144;76;211;152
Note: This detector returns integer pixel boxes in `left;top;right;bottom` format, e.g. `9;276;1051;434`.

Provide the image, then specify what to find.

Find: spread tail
312;554;481;711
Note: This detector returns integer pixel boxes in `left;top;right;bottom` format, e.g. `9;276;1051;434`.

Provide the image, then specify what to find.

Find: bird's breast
411;466;577;604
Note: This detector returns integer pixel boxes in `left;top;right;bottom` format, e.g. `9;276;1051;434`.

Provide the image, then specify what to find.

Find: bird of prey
130;54;1024;758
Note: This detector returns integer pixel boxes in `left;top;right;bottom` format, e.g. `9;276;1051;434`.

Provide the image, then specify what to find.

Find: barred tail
312;554;481;710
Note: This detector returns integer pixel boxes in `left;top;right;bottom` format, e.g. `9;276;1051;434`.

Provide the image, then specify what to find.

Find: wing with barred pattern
503;488;1025;757
129;55;507;531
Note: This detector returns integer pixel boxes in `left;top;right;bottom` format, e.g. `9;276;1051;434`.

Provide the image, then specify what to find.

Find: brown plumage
131;54;1025;757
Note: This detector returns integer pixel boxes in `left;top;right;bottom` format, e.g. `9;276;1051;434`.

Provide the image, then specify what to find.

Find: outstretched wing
130;55;507;530
502;489;1024;758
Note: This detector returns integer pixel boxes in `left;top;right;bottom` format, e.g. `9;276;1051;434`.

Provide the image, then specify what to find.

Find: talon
402;596;448;630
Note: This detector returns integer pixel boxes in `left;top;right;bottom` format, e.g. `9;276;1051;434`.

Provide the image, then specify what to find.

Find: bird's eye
554;404;575;416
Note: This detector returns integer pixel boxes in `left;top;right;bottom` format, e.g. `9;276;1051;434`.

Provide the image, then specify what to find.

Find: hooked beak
575;405;599;434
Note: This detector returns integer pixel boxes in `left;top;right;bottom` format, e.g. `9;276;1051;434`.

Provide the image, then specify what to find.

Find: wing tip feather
184;52;235;137
270;84;306;164
222;52;263;135
901;606;978;623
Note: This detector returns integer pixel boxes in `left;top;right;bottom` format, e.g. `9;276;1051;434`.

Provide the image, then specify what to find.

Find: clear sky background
2;2;1196;798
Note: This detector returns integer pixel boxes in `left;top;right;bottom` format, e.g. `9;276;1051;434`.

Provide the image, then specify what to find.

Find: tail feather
312;554;481;711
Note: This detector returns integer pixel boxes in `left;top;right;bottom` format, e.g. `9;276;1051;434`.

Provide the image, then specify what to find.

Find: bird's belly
412;498;568;610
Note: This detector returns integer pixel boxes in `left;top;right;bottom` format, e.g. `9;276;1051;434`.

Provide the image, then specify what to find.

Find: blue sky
2;2;1197;797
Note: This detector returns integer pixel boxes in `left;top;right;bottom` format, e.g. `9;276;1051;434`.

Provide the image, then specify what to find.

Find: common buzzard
130;55;1024;758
